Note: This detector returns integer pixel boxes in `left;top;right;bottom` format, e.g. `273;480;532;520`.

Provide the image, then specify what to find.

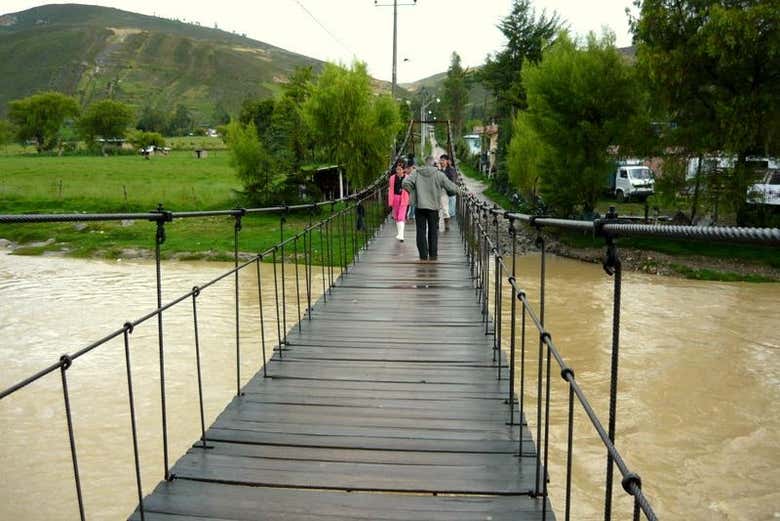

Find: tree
303;62;400;186
239;98;275;137
7;91;79;152
632;0;780;222
136;105;168;133
212;102;231;126
167;104;194;136
279;66;315;170
128;130;165;149
224;120;288;204
480;0;562;116
0;119;14;151
78;99;134;146
442;52;469;138
508;32;644;215
507;112;548;203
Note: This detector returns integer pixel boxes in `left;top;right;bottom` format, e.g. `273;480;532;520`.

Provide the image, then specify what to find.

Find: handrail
464;200;780;245
0;120;414;520
448;106;668;521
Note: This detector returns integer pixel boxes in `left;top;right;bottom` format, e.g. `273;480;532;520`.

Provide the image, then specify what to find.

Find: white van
747;170;780;206
607;165;655;202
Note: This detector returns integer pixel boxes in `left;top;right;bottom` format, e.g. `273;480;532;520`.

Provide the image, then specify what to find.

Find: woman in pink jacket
388;159;410;242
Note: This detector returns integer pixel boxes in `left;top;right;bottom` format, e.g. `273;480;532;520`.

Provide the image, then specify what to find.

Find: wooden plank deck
131;219;554;520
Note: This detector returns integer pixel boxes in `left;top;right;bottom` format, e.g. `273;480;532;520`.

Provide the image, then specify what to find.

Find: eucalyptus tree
442;52;468;137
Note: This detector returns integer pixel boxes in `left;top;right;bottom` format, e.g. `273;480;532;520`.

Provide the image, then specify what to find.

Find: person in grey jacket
402;156;460;261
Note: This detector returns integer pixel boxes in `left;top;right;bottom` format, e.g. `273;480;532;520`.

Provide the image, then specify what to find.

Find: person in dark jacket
439;154;459;230
402;156;459;261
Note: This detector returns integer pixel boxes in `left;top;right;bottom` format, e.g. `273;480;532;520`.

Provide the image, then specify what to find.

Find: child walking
388;159;410;242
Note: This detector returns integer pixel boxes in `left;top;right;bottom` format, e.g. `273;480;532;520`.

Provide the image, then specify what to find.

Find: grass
0;151;240;212
0;151;380;264
669;264;776;283
558;231;779;269
165;136;228;151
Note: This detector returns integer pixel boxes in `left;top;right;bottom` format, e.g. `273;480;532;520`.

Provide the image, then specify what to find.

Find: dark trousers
414;208;439;259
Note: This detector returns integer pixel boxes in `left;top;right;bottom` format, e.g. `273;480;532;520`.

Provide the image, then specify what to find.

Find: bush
128;130;166;149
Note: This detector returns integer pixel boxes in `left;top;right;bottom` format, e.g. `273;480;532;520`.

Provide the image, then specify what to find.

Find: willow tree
8;91;79;152
303;62;400;187
509;32;644;216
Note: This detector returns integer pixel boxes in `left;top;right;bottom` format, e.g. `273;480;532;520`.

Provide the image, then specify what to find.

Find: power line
292;0;356;57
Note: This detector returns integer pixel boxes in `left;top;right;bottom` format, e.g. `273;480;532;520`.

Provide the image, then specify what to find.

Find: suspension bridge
2;121;778;521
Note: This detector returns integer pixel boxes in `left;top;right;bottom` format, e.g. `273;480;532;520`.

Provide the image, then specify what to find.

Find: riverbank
458;171;780;282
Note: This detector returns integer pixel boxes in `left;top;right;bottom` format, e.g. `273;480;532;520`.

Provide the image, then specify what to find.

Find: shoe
429;256;437;261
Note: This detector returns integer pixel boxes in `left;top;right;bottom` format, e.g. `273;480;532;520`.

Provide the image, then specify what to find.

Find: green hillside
0;4;329;123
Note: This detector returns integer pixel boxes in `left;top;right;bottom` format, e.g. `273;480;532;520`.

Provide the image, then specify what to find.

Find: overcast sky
3;0;638;83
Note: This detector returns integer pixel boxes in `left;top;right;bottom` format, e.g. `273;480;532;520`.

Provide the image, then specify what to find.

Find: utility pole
375;0;416;99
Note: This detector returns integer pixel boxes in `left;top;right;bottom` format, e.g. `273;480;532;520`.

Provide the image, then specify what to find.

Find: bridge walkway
131;218;552;520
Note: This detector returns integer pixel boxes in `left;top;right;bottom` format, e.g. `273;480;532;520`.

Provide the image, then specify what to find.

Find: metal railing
453;120;778;519
0;122;414;520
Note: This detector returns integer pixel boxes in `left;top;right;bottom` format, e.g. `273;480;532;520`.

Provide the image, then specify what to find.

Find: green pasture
0;151;381;263
0;150;238;212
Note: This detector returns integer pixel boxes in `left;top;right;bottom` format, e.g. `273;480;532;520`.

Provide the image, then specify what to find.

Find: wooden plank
132;219;553;521
130;481;552;521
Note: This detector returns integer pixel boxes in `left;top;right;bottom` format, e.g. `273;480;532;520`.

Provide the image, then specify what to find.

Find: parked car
607;164;655;202
747;170;780;206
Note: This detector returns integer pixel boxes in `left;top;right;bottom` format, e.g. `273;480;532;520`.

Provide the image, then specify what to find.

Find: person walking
388;159;410;242
405;155;416;222
402;156;459;261
440;154;459;229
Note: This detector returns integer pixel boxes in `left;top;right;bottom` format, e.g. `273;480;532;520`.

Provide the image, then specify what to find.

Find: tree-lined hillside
0;4;328;123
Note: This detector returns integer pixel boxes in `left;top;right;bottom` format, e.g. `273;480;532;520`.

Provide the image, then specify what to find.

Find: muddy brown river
0;252;777;520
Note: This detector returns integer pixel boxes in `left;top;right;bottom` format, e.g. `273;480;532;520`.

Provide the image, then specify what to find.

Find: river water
0;252;778;520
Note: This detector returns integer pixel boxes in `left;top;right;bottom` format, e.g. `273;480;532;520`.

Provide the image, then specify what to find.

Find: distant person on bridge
405;155;416;222
388;158;410;242
402;156;459;261
440;154;458;229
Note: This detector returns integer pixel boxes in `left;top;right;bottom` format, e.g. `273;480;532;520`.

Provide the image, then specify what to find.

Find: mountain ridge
0;4;395;124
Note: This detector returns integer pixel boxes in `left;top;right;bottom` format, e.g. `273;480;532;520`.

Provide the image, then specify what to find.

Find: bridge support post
599;206;623;521
234;209;245;396
59;355;86;521
153;204;173;481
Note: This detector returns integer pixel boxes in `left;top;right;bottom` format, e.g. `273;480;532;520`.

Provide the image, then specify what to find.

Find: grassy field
165;136;228;151
0;151;378;263
0;150;239;212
